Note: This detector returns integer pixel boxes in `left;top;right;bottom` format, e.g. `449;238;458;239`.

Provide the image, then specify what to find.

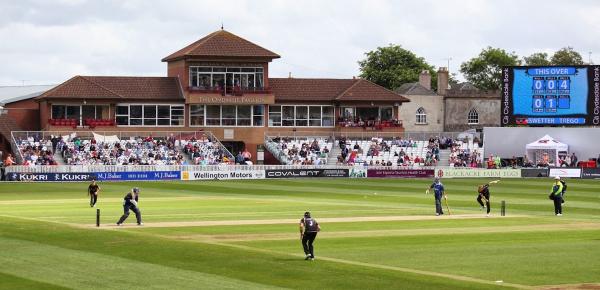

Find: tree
524;52;551;66
459;47;520;90
358;44;436;91
550;47;584;65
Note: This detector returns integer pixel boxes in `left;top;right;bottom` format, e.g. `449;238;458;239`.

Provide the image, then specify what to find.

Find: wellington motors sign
435;168;521;178
182;170;265;180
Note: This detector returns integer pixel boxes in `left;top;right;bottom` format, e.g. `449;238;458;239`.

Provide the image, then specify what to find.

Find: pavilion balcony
187;86;272;96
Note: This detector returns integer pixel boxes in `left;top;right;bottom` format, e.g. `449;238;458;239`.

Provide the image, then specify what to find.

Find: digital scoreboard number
530;73;570;113
501;65;600;126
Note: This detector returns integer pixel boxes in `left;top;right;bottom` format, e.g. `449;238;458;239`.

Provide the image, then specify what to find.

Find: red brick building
4;29;409;161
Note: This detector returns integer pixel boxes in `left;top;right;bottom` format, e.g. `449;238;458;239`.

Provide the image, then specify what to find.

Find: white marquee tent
525;135;568;167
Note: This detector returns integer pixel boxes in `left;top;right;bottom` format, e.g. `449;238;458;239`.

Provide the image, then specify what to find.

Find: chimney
437;67;449;95
288;72;292;78
419;70;431;90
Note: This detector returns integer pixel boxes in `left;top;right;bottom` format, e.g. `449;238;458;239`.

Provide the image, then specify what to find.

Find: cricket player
88;179;100;207
477;180;499;217
427;177;445;216
549;176;564;216
299;211;320;260
117;187;143;226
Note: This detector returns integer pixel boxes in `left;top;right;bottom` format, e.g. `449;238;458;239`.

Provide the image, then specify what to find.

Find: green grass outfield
0;178;599;289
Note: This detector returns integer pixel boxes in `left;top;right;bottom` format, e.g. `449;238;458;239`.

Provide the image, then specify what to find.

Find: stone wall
444;98;500;131
398;94;444;132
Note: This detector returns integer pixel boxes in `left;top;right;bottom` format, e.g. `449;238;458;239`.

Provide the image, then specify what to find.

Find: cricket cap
132;187;140;193
304;211;311;218
554;176;561;180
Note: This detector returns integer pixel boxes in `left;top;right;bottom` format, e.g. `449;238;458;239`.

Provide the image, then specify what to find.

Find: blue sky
0;0;598;85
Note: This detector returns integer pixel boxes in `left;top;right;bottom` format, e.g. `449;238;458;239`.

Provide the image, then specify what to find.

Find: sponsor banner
549;168;581;178
435;168;521;178
521;168;550;178
349;167;367;178
367;169;434;178
265;169;349;178
8;172;96;182
95;171;181;181
582;168;600;179
182;170;265;180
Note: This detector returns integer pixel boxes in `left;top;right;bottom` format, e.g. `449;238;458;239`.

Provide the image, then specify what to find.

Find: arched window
467;108;479;124
416;107;427;124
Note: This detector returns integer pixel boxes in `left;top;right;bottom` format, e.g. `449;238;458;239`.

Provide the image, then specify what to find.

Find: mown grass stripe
0;237;283;290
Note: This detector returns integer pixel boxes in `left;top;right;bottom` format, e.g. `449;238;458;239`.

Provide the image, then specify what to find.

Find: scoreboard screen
501;65;600;126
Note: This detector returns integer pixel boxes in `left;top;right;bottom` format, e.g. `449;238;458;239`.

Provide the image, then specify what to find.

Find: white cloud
0;0;598;85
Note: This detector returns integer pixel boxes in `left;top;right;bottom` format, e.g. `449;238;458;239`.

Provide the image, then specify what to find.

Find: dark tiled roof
269;78;409;102
36;76;184;100
395;82;437;95
162;30;280;62
451;82;478;91
269;78;355;101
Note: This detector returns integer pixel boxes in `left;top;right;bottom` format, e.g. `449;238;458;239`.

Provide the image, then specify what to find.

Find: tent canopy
525;135;568;151
525;135;569;166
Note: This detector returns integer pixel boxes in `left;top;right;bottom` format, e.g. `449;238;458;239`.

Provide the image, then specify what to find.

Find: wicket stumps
501;200;506;216
96;208;100;227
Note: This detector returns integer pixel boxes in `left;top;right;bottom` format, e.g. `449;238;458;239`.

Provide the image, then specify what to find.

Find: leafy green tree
358;44;436;90
550;47;584;65
524;52;551;66
459;47;520;90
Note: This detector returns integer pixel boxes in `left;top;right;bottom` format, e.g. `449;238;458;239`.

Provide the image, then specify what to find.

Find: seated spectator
4;154;14;166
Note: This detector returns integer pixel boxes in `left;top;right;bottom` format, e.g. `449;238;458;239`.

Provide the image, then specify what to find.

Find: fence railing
264;131;481;141
11;130;220;142
5;164;435;174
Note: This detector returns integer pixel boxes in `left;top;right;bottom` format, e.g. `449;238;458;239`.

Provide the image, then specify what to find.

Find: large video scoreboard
501;65;600;126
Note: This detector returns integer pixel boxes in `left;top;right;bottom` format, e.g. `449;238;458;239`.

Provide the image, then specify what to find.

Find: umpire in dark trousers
549;176;564;216
299;211;321;261
117;187;143;226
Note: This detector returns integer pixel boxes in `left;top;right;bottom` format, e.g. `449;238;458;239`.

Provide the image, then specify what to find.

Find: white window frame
268;105;282;126
267;105;335;128
115;104;185;127
188;104;265;127
341;107;355;119
467;108;479;125
416;107;427;125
